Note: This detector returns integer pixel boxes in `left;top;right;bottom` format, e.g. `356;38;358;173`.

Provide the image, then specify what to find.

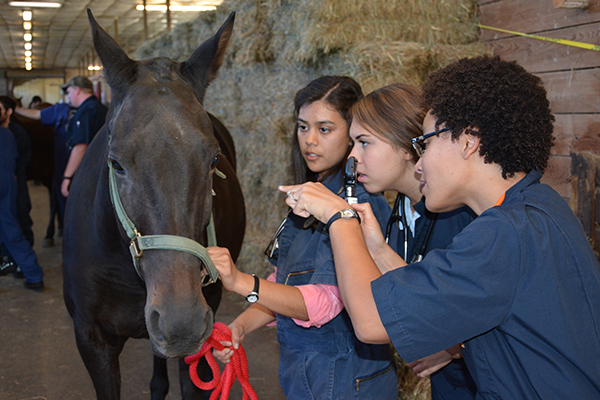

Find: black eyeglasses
411;127;451;157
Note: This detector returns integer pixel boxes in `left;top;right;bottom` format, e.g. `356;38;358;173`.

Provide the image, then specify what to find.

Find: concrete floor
0;181;285;400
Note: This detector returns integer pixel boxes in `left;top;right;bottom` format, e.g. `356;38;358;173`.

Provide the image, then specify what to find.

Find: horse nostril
149;309;166;343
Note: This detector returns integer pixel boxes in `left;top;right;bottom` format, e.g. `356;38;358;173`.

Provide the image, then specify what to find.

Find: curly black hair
422;55;555;178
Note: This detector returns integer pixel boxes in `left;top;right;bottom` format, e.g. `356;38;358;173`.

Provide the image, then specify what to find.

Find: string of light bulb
23;10;32;70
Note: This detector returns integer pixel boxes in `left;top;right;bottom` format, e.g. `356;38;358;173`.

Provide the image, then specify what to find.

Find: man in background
59;76;107;197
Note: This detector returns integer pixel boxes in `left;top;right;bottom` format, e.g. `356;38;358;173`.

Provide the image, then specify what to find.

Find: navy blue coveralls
40;103;74;219
374;170;600;399
0;127;43;284
273;171;397;399
387;198;477;400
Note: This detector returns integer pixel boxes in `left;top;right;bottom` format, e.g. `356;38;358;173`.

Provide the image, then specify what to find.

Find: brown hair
291;76;363;184
350;83;424;161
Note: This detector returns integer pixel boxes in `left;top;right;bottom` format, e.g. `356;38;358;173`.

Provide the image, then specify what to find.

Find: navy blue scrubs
0;127;43;284
273;171;398;399
387;198;477;399
374;170;600;399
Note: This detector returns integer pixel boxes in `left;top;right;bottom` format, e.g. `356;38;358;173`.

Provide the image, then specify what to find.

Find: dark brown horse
62;10;245;400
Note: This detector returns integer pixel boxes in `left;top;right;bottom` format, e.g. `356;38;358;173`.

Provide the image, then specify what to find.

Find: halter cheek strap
108;160;220;285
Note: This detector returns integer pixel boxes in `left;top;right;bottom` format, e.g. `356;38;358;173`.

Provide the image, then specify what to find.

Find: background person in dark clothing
0;96;44;291
16;99;76;246
59;76;107;197
6;98;34;246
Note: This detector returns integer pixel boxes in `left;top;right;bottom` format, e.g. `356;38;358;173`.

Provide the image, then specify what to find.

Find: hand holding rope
185;322;258;400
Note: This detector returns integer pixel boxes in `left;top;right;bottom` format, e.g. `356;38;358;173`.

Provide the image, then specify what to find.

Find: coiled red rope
185;322;258;400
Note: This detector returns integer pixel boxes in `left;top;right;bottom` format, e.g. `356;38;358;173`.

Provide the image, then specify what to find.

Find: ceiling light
10;2;62;8
23;21;32;30
25;56;32;63
25;62;32;70
25;50;32;57
24;42;32;50
87;65;102;71
24;33;32;41
22;10;32;21
136;4;217;11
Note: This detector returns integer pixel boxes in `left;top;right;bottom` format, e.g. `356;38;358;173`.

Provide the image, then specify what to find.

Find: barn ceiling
0;0;222;73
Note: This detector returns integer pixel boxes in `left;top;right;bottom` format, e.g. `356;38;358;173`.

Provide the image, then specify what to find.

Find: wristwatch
324;208;360;232
245;274;259;303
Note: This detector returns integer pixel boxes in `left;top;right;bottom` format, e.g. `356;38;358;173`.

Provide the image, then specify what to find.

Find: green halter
108;160;220;286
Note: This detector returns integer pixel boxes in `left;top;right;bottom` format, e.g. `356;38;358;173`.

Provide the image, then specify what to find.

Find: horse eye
111;160;125;173
211;155;219;169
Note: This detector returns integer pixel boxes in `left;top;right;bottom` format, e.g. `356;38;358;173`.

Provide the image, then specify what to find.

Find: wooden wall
479;0;600;202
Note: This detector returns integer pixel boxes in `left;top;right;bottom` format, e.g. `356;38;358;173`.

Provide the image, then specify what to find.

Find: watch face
246;293;259;303
341;209;357;218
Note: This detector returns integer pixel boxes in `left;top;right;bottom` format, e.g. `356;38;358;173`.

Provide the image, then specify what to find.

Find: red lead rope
184;322;258;400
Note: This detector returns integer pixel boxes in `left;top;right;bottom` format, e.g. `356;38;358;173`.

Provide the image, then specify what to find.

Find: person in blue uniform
0;96;34;276
208;76;397;399
15;100;75;226
281;55;600;399
59;76;107;198
338;83;477;399
0;96;44;291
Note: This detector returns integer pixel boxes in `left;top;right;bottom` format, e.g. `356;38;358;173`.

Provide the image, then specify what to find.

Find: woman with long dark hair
208;76;397;399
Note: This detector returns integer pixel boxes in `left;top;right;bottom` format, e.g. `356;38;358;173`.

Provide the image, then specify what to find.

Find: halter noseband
108;160;220;286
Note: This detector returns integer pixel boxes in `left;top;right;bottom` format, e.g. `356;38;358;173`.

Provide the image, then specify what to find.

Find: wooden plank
537;68;600;114
485;22;600;72
553;0;590;9
569;152;597;238
480;0;600;41
542;155;572;199
552;114;600;156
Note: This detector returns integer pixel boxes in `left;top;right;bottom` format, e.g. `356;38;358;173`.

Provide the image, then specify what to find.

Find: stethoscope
385;193;437;263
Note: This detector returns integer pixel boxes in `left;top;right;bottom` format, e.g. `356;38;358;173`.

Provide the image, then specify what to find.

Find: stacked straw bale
136;1;489;398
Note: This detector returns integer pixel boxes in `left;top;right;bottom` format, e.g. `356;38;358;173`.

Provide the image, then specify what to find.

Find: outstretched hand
278;182;349;224
407;345;463;378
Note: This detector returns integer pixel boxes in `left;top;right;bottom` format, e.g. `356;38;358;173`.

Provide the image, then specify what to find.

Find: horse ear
180;12;235;104
87;9;136;101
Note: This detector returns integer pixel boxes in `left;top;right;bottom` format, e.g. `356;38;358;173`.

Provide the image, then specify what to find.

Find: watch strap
245;274;260;303
324;208;360;233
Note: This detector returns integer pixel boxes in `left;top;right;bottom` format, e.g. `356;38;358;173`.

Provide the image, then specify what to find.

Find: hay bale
338;41;490;92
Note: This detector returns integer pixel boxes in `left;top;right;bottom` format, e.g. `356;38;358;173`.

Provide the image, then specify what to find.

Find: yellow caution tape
478;24;600;52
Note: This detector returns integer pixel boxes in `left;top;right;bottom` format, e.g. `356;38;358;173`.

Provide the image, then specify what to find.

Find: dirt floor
0;181;285;400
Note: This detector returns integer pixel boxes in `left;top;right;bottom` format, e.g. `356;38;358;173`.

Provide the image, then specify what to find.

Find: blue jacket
374;170;600;399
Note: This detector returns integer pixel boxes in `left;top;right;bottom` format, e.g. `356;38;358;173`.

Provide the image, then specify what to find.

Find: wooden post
114;17;119;44
166;0;171;32
143;0;148;40
553;0;589;8
571;152;600;257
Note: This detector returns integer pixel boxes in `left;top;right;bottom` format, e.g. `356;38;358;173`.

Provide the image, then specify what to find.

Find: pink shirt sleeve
293;284;344;328
266;271;277;326
267;268;344;328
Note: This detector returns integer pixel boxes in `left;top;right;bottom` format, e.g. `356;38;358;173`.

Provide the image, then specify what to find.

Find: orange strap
494;193;506;206
184;322;258;400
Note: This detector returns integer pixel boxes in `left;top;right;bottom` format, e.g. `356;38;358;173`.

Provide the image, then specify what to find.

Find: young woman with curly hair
280;56;600;399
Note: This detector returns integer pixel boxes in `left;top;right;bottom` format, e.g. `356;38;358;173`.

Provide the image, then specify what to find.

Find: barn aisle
0;181;284;400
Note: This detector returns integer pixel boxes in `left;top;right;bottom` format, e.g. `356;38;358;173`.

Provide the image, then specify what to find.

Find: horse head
87;9;235;358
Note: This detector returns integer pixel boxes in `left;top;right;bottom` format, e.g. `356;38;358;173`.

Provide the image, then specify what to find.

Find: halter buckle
131;230;143;258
